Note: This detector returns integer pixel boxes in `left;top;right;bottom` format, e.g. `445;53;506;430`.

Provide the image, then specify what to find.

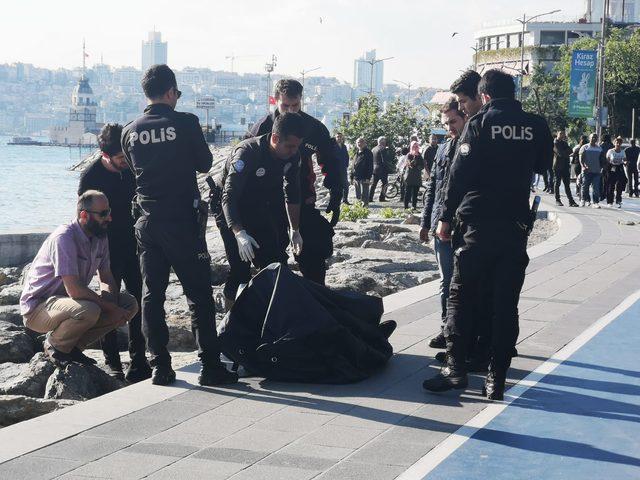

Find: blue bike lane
401;291;640;480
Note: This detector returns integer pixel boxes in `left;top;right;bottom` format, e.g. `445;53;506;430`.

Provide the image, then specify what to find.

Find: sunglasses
174;87;182;99
84;208;111;218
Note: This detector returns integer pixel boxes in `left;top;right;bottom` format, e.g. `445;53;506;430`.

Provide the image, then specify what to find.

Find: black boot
104;353;125;381
125;356;152;383
423;347;468;392
482;370;506;401
151;364;176;386
199;360;238;386
70;347;97;366
379;320;397;339
429;332;446;349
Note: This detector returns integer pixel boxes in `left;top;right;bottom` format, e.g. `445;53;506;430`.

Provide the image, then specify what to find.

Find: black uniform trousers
100;246;146;365
369;172;389;202
554;168;575;204
444;221;529;372
625;165;638;196
135;216;220;367
404;185;420;209
216;214;288;301
295;204;334;286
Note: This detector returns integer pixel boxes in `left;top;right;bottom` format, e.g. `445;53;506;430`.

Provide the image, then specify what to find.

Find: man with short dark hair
122;64;237;386
352;137;373;206
423;69;553;401
421;135;439;179
579;133;604;208
369;136;391;202
553;130;579;207
605;136;627;208
624;139;639;197
79;124;150;382
212;112;304;306
20;191;138;367
247;79;342;286
421;99;465;342
450;70;483;118
334;133;351;204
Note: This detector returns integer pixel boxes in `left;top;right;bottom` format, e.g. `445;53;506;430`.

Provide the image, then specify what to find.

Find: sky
1;0;586;89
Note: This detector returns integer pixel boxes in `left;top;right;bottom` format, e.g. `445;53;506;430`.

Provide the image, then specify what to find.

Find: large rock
166;321;197;351
0;267;20;286
0;353;56;397
19;263;32;286
0;362;24;385
0;327;35;363
0;284;22;306
0;305;23;326
0;395;76;427
44;362;125;401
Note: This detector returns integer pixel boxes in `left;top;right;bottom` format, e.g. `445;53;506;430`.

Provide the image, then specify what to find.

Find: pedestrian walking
352;137;373;207
605;136;628;208
624;139;639;197
579;134;604;208
553;130;578;207
403;141;424;209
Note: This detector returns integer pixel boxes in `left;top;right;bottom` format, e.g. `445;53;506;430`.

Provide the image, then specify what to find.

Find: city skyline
1;0;586;89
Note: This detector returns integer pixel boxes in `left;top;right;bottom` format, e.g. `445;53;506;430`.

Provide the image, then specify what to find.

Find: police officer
423;70;553;400
121;64;237;386
78;123;150;383
212;113;304;307
247;79;342;286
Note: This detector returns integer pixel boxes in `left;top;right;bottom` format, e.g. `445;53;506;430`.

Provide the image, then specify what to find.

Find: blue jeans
582;171;601;204
434;236;454;322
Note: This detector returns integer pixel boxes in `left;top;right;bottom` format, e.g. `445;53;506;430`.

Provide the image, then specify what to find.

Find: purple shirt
20;220;110;316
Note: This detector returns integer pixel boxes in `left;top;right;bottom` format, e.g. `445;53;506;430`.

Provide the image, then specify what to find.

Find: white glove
235;230;260;263
290;230;303;256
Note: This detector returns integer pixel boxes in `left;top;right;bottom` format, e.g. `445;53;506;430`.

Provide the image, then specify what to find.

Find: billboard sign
568;50;598;118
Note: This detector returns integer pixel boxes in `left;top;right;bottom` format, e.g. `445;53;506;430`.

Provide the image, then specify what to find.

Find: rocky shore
0;145;558;427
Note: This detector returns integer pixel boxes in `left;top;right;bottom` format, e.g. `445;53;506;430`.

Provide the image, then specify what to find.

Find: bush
380;207;408;219
340;201;370;222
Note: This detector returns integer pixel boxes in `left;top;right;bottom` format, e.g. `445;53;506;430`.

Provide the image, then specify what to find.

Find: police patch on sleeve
256;167;266;177
233;160;245;173
459;143;471;156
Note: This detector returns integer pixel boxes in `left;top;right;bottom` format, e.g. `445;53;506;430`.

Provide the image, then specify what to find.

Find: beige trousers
24;292;138;353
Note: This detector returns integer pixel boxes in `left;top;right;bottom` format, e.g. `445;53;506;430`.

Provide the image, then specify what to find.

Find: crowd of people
16;61;636;403
535;131;639;209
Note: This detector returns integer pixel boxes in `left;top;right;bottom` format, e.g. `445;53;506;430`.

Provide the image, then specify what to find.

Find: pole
519;14;526;100
596;0;608;138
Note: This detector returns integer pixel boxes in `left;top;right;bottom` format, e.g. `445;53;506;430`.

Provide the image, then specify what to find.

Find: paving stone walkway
1;195;639;479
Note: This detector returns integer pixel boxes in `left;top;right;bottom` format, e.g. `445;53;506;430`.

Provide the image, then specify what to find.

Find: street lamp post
358;56;394;95
595;0;610;138
471;44;479;71
264;54;277;114
300;66;321;109
515;9;561;100
393;79;412;102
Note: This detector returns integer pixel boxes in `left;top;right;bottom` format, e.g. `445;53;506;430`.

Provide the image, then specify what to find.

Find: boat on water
7;136;46;146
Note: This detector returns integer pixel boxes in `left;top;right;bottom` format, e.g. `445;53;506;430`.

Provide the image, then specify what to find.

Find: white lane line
397;288;640;480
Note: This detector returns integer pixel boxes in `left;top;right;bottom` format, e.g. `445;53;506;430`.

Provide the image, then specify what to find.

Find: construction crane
225;53;260;73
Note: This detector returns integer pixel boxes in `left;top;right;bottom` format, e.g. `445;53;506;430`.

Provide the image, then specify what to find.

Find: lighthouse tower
50;40;100;145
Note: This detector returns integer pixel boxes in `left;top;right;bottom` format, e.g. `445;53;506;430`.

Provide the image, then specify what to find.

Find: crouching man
19;190;138;366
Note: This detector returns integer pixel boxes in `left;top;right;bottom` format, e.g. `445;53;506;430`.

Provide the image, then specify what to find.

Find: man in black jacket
423;70;553;401
420;99;465;340
352;137;374;206
553;130;579;207
369;136;391;202
122;64;237;387
246;79;341;286
78;124;150;383
625;139;639;197
212;113;304;307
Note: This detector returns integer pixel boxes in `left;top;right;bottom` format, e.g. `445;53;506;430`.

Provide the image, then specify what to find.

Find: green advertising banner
568;50;598;118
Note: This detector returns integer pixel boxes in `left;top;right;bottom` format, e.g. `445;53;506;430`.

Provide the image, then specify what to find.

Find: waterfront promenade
0;195;639;479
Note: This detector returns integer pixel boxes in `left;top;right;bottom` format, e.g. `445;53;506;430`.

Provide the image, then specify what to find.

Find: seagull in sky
451;32;459;37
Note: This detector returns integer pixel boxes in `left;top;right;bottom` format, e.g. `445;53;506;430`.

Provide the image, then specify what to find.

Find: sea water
0;136;93;233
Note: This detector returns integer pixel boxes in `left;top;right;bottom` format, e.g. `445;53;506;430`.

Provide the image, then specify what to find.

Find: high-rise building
141;31;168;71
353;50;384;95
587;0;639;23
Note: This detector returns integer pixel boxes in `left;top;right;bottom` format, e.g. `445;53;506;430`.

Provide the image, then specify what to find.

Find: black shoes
379;320;397;339
125;358;152;383
43;337;72;367
429;332;446;349
70;347;97;366
151;365;177;385
199;362;239;386
422;365;468;392
482;371;506;401
555;200;564;206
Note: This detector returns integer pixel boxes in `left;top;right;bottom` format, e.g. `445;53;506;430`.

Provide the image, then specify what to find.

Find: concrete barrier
0;232;50;267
